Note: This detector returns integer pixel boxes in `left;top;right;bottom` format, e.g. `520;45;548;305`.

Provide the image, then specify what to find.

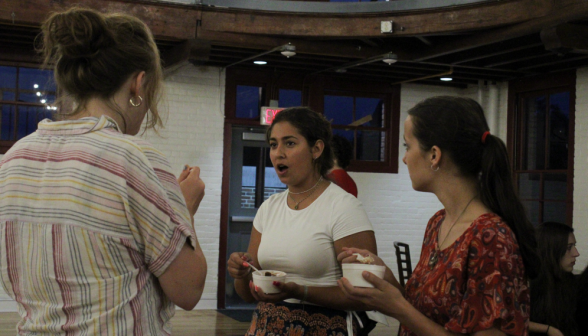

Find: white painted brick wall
574;67;588;272
142;64;226;309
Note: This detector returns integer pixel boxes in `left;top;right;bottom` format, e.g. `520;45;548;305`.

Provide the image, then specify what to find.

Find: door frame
218;122;232;309
217;122;271;308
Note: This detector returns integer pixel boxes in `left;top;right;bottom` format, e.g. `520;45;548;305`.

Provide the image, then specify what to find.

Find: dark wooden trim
217;122;232;309
541;23;588;54
0;141;15;154
0;0;199;40
413;0;588;62
0;59;46;68
199;0;550;37
0;47;40;65
566;73;576;226
0;101;46;107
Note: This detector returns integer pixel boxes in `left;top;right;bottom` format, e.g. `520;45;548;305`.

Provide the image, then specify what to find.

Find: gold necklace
288;176;323;195
288;177;323;210
428;194;477;269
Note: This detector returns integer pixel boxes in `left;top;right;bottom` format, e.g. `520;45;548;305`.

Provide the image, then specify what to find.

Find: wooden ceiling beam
196;30;400;59
520;54;588;71
0;46;40;64
0;0;198;40
199;0;551;38
485;53;550;68
541;23;588;54
451;43;544;65
411;0;588;61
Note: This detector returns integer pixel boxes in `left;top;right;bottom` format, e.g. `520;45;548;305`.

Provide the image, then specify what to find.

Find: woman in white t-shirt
227;107;377;336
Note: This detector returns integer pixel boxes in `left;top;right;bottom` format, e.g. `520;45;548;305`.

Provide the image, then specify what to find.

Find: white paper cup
342;263;386;288
252;270;287;294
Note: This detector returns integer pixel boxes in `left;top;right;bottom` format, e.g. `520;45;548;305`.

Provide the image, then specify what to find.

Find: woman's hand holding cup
249;280;301;304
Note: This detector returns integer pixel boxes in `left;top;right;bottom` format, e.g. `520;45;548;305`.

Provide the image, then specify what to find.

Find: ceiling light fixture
280;43;296;58
440;77;453;81
313;51;398;75
254;61;267;65
225;43;296;68
382;53;398;65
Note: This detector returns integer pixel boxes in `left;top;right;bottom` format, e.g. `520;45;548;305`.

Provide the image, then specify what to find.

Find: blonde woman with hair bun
0;7;207;334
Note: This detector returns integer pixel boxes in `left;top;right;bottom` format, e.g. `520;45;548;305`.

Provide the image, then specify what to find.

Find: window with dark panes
1;65;55;154
278;89;302;108
225;68;399;173
325;93;386;162
235;85;263;119
509;72;575;226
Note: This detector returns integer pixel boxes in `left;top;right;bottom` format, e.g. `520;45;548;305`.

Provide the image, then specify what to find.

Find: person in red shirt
327;134;358;197
337;96;540;336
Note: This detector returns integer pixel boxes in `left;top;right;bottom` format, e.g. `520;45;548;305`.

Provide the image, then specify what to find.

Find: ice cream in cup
342;264;385;287
342;254;385;287
252;270;287;294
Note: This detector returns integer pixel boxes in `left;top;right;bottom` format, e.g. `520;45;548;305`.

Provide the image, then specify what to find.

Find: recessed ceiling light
254;61;267;65
440;77;453;81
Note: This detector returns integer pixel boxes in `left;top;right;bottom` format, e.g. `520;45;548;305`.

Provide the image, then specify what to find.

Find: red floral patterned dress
401;210;530;336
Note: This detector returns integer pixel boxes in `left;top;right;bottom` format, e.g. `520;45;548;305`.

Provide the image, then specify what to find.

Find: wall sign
260;106;285;125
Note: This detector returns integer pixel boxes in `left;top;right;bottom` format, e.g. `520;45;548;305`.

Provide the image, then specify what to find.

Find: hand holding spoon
243;260;260;273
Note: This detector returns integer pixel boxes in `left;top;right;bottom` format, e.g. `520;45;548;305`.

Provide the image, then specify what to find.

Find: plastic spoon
243;261;260;273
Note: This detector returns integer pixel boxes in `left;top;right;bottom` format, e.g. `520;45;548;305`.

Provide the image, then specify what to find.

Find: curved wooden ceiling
1;0;588;87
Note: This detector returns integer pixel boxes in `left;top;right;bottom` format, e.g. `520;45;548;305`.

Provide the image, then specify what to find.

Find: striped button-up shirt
0;116;196;335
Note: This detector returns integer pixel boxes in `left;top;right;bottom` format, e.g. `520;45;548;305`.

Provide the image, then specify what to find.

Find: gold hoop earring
129;96;143;107
431;164;440;172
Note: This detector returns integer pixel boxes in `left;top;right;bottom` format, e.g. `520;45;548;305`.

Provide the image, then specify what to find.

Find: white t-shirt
254;183;373;290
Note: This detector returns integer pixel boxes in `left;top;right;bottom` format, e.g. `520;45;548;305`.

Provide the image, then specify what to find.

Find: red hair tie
481;131;490;144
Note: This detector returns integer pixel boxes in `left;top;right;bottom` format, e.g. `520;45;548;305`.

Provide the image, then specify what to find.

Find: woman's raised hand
227;252;254;280
178;165;205;217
